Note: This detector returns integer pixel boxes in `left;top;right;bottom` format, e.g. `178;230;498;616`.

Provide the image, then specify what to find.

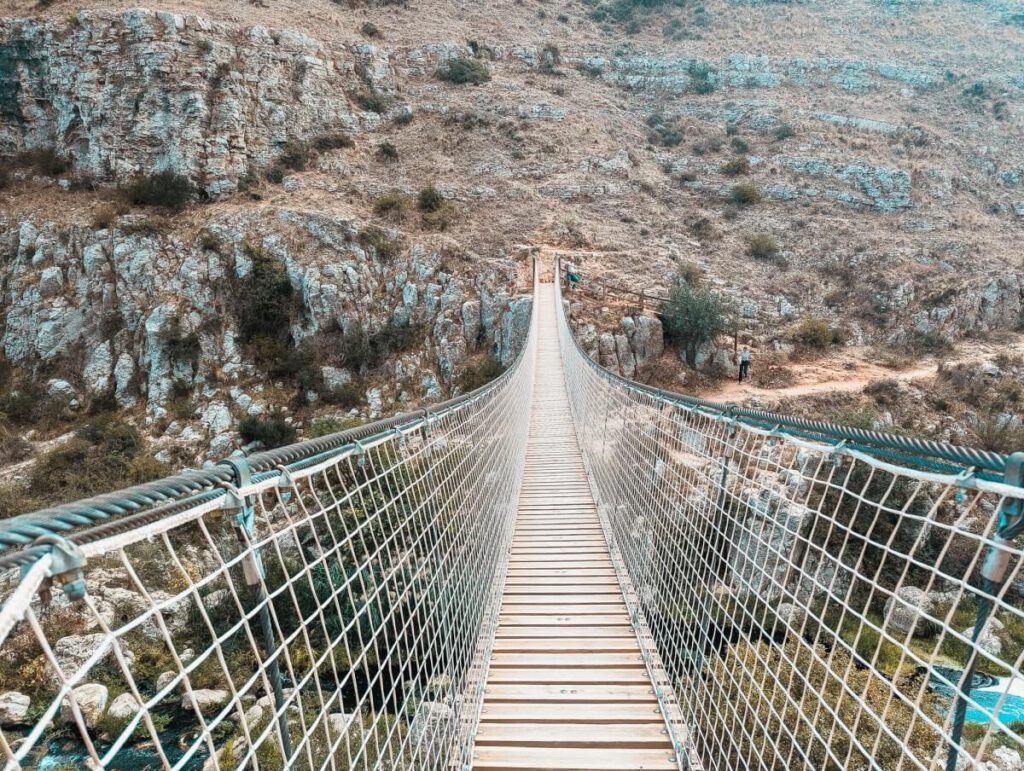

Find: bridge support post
945;452;1024;771
220;457;295;767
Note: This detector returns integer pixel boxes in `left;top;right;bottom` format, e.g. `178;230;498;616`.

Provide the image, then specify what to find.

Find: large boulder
106;693;141;723
621;315;664;375
0;692;30;725
60;683;108;728
960;617;1004;657
884;586;934;636
182;689;229;715
409;701;454;747
52;633;133;681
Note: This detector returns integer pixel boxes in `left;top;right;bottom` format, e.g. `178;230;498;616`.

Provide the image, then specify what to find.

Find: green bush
457;355;504;392
792;318;832;351
969;413;1024;454
239;412;296;449
235;244;294;346
687;61;715;94
773;123;796;141
0;380;46;426
437;58;491;85
720;157;750;177
730;137;749;154
26;416;168;504
372;191;409;217
360;21;382;38
17;147;71;176
658;282;728;367
417;185;444;212
279;140;311;171
744;233;779;261
161;316;201;365
963;81;987;99
646;113;683;147
309;415;365;437
343;322;425;372
122;171;196;210
312;133;353;151
357;225;402;262
322;382;363;409
354;91;388;113
730;182;762;205
833;407;880;430
376;141;399;161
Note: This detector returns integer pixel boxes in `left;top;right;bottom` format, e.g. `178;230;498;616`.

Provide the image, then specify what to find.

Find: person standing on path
738;347;751;383
565;260;581;292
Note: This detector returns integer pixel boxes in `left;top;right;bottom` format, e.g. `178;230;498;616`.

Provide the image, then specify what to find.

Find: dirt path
706;335;1024;403
710;360;940;402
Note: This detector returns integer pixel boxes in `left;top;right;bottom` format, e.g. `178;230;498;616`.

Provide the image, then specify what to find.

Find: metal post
220;457;294;766
945;452;1024;771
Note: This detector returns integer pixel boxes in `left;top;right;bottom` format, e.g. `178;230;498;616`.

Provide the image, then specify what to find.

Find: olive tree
658;282;728;367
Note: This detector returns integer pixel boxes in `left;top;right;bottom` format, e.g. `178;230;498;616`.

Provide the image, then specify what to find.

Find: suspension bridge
0;259;1021;771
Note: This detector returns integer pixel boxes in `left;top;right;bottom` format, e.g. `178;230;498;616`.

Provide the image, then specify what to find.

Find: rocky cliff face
1;0;1023;467
0;10;383;196
0;209;527;459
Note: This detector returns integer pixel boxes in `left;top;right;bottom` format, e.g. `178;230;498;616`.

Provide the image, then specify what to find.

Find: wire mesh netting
0;280;536;770
555;272;1024;771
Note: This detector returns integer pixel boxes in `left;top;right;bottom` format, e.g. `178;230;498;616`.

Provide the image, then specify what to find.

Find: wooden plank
495;626;635;639
483;684;657;703
486;668;650;685
473;746;677;771
491;638;642;654
500;594;626;605
490;652;644;668
475;722;671;749
479;702;663;724
498;604;628;615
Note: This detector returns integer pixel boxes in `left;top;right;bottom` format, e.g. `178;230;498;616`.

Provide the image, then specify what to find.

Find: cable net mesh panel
555;284;1024;771
0;313;534;770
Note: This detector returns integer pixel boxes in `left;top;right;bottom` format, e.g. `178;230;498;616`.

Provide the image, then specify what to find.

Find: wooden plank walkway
472;283;676;771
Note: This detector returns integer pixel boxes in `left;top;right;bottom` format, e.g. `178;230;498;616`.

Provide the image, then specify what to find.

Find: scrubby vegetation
791;318;833;351
1;146;72;180
417;185;444;213
686;61;716;94
700;636;941;769
357;225;402;262
720;157;750;177
0;416;169;517
647;113;683;147
457;355;504;392
235;244;294;351
731;182;762;205
744;232;780;262
122;171;196;210
238;411;297;449
372;191;410;218
436;58;491;85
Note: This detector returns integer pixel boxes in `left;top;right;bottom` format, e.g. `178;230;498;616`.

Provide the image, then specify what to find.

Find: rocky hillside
1;0;1022;504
